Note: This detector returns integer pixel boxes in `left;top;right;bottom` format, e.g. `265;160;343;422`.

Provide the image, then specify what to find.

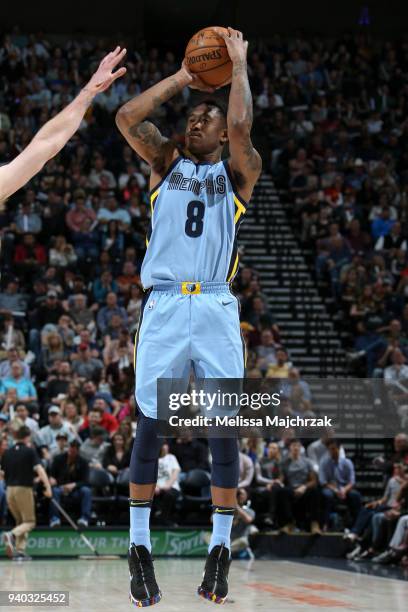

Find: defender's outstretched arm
217;27;262;201
0;47;126;203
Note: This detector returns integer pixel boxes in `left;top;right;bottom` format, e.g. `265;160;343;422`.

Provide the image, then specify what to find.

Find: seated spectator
103;328;134;367
279;439;321;534
118;418;134;451
96;292;128;336
88;154;117;190
79;404;118;440
61;400;84;434
307;429;345;472
277;428;305;459
72;329;100;360
280;367;312;402
153;442;181;526
254;442;283;526
37;406;74;451
238;448;255;489
102;431;131;476
56;315;76;351
92;270;118;305
13;201;42;234
30;290;65;358
375;220;407;252
320;439;362;529
49;235;77;268
0;279;28;315
98;197;130;229
371;206;395;241
0;388;18;420
255;329;278;373
126;284;143;332
71;343;103;381
231;488;258;558
384;348;408;383
266;349;290;379
79;426;109;467
116;262;140;295
41;332;67;372
346;461;406;555
0;347;30;379
68;294;96;329
356;476;408;561
169;431;209;473
49;439;92;528
100;220;125;262
104;313;126;340
65;190;96;234
71;218;100;262
372;491;408;565
44;361;73;404
375;433;408;479
50;432;70;459
0;362;37;409
13;233;47;284
82;380;114;411
13;402;39;433
0;315;26;357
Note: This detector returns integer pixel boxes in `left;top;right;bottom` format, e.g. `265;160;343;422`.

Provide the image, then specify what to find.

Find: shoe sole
2;534;15;559
197;586;227;605
129;590;162;607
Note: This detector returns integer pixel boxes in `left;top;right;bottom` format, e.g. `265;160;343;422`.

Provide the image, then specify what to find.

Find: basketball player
116;27;261;606
0;47;126;204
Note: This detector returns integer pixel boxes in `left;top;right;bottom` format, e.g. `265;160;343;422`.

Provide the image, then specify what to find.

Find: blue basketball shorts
134;281;245;419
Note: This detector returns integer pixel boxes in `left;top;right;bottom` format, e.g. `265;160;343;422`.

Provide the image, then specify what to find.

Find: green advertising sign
0;529;210;558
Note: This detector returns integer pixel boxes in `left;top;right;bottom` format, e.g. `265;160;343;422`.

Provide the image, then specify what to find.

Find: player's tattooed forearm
232;60;247;77
232;63;253;126
148;78;182;112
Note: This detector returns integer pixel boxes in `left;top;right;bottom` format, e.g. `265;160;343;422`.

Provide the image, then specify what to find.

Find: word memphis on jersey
167;171;227;195
168;415;333;428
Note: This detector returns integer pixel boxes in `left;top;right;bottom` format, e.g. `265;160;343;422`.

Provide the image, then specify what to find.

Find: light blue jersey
140;156;247;289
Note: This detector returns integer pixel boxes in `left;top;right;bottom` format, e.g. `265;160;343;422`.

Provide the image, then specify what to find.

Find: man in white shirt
13;403;39;433
154;443;180;526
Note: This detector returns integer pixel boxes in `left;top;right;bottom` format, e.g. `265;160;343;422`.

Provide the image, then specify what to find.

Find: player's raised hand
86;46;127;95
181;59;215;93
215;27;248;65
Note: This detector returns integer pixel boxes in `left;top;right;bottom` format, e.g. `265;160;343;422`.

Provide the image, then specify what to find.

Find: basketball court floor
1;557;407;611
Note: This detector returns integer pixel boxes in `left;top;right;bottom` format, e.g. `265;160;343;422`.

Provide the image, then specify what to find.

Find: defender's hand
180;60;215;93
86;47;127;95
215;27;248;65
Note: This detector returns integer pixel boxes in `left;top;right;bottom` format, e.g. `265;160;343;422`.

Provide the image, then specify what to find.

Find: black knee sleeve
129;414;162;485
208;437;239;488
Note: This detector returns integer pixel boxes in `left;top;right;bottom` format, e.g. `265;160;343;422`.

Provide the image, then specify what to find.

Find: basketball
185;27;232;87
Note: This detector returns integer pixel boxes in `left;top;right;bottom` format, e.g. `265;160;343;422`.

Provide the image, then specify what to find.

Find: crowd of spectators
0;28;407;566
248;32;408;388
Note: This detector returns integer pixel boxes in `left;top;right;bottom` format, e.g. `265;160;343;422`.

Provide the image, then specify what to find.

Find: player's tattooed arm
116;72;190;172
216;28;262;200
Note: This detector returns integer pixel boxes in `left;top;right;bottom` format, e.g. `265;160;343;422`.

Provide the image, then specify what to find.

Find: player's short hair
188;98;227;123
